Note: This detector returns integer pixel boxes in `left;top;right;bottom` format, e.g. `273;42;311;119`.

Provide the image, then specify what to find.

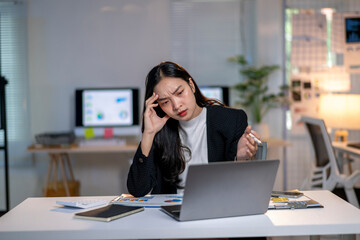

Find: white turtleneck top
178;108;208;191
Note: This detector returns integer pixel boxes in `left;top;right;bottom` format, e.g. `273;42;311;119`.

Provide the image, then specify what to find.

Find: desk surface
264;138;292;147
333;142;360;157
27;138;289;154
27;144;138;154
0;190;360;240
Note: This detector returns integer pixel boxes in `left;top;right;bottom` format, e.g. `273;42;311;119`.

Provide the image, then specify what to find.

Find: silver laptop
161;159;279;221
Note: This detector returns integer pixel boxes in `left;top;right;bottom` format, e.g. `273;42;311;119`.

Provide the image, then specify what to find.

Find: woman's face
154;77;202;121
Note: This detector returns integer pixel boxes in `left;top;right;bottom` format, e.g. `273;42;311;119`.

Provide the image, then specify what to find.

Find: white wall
27;0;171;135
3;0;289;209
4;0;173;208
253;0;286;190
255;0;284;139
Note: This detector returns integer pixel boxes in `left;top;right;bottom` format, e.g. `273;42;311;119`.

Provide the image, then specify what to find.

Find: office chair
255;142;267;160
300;116;360;208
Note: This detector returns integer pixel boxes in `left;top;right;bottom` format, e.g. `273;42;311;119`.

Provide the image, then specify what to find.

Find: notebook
74;204;144;222
161;159;279;221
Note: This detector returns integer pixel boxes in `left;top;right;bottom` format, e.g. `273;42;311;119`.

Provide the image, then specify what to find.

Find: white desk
332;142;360;158
1;190;360;240
27;144;138;154
332;142;360;174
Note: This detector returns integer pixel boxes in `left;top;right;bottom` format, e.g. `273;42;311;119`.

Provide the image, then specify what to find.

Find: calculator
274;201;308;209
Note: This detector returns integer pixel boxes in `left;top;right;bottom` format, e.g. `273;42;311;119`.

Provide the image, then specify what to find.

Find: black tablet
74;204;144;222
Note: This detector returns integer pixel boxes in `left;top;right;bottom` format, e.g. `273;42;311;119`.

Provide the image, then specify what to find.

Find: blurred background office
0;0;360;211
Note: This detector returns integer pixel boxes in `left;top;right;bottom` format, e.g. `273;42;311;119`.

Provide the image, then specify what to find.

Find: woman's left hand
236;126;260;161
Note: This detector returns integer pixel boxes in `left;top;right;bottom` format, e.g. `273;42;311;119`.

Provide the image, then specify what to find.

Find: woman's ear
188;78;196;93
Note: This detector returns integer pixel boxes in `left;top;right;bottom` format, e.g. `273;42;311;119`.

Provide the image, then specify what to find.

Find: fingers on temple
146;93;158;104
145;93;159;110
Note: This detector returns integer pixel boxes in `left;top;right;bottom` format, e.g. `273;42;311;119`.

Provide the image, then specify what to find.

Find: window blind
0;1;30;145
170;0;243;93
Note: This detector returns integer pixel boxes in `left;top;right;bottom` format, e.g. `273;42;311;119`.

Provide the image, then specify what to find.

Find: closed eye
178;90;184;95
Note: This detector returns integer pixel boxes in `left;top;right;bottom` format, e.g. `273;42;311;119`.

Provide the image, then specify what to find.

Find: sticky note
272;197;289;203
104;128;114;139
84;128;95;139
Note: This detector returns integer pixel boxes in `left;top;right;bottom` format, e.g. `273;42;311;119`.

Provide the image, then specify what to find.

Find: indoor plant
227;55;289;126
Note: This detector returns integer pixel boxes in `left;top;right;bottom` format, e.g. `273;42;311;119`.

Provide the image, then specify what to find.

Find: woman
127;61;259;197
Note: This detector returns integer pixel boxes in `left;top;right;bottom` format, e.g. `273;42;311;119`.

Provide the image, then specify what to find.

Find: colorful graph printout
110;194;183;207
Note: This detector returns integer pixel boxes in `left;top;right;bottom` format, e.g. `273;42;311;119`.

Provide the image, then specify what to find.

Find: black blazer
127;105;248;197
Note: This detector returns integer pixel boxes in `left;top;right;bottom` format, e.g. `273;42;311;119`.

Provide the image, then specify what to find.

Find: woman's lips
178;110;187;117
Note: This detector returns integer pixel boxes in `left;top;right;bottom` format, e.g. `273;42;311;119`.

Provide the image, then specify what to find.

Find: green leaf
228;55;289;123
227;55;247;66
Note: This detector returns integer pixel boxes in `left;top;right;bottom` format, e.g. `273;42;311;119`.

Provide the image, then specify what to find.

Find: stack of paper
268;195;323;209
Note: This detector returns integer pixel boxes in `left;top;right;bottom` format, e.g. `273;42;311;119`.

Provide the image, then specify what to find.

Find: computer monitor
345;17;360;43
75;88;139;129
199;86;230;106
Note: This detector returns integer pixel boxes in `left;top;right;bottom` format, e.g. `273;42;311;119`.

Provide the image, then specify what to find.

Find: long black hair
143;61;223;187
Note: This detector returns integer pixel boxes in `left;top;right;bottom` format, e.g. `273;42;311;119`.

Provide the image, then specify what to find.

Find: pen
110;194;126;203
249;132;262;145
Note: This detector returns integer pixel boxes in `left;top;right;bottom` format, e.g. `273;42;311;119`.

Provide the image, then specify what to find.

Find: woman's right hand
143;93;170;136
141;93;170;156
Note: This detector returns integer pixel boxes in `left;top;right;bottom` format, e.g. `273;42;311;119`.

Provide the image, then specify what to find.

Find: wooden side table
27;144;138;196
44;152;79;196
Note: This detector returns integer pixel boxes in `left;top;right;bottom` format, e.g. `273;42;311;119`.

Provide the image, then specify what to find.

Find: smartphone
271;191;304;198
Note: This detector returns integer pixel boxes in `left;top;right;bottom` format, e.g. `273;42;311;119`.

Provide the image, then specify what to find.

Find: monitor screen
345;17;360;43
199;86;230;105
75;88;139;127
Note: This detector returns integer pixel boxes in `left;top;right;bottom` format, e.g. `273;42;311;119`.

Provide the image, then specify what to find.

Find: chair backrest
255;142;267;160
305;123;329;167
300;116;340;176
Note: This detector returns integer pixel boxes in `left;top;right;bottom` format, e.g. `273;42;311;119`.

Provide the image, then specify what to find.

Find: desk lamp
318;93;360;142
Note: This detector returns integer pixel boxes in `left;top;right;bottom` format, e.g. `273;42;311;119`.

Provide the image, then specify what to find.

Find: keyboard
56;199;107;209
347;142;360;150
78;138;126;147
